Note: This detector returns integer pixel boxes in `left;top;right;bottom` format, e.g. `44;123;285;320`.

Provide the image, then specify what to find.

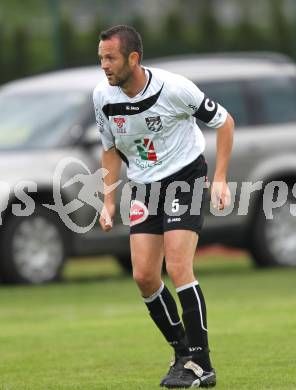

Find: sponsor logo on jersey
130;200;149;226
135;159;162;170
126;105;140;111
145;116;163;133
167;217;181;223
113;117;127;133
134;138;158;161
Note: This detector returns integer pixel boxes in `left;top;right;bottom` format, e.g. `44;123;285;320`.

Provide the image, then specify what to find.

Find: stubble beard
111;61;132;88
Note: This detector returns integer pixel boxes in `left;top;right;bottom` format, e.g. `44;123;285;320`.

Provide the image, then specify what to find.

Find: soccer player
93;25;234;388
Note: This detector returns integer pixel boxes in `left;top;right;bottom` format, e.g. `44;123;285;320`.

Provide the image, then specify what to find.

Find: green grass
1;253;296;389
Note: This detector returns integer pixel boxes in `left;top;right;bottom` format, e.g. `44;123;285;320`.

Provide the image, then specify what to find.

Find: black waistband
159;154;205;185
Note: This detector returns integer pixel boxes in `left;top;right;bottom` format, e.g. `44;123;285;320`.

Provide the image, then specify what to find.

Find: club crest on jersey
113;117;127;133
145;116;163;133
130;200;149;226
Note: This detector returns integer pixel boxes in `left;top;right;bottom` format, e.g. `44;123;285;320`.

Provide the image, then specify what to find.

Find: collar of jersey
118;68;152;100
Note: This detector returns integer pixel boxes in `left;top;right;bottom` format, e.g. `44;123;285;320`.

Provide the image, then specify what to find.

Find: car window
249;76;296;125
0;91;89;150
195;80;249;129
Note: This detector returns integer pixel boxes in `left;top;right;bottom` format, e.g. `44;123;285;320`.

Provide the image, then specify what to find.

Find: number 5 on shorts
172;199;179;213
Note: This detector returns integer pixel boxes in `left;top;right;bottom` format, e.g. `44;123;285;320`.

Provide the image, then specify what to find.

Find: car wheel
116;255;132;273
116;255;167;274
0;206;67;284
250;193;296;267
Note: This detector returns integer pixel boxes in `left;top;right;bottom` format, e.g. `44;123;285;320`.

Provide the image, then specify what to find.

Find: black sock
144;282;189;356
177;281;212;371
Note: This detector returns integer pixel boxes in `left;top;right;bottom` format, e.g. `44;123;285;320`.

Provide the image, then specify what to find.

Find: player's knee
166;260;193;285
166;261;182;282
133;269;155;291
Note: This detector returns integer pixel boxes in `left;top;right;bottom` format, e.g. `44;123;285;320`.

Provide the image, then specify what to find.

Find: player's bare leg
164;230;197;288
163;229;216;388
130;233;190;386
130;233;163;296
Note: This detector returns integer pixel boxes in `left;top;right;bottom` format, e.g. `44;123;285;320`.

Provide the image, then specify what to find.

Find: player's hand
99;202;115;232
211;180;231;210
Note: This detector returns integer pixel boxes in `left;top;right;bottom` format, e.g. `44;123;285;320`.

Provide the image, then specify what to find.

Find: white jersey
93;67;227;183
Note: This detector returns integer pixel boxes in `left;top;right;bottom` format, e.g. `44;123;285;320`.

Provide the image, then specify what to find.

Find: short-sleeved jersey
93;67;227;183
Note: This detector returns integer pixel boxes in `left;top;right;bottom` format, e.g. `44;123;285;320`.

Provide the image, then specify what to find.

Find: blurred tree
59;17;78;67
229;3;268;52
1;0;296;86
292;15;296;59
269;0;293;55
0;0;44;29
128;15;152;59
47;0;62;68
160;9;188;56
197;0;223;53
12;27;29;78
0;25;5;84
0;30;16;84
84;18;107;65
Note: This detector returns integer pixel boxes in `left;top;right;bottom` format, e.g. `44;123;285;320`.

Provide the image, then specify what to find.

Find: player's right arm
93;88;121;232
100;148;122;231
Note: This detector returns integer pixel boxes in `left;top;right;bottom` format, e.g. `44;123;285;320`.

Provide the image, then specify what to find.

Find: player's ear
129;52;139;67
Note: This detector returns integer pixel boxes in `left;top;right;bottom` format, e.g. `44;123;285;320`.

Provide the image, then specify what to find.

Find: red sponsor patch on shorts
130;200;149;226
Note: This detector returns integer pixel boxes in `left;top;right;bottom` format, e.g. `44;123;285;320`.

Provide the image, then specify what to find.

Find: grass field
1;251;296;390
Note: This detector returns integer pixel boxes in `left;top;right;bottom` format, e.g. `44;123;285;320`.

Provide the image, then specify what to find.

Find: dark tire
0;205;67;284
116;255;167;274
250;189;296;267
116;254;132;273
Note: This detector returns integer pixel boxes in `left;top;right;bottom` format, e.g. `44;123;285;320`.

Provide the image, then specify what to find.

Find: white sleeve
93;91;115;151
174;76;228;128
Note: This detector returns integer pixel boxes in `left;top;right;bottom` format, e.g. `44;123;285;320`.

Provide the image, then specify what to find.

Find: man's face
98;37;132;87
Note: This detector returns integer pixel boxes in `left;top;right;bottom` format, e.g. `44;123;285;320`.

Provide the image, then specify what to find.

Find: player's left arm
172;76;235;210
212;113;234;210
193;94;235;210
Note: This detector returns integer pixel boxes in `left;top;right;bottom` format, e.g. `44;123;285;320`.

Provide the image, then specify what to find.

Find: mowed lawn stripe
0;255;295;389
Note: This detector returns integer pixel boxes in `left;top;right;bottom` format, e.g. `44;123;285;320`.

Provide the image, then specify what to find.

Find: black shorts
129;154;208;235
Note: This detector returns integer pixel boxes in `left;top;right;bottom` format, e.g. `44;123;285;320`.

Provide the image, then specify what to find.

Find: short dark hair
100;25;143;63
